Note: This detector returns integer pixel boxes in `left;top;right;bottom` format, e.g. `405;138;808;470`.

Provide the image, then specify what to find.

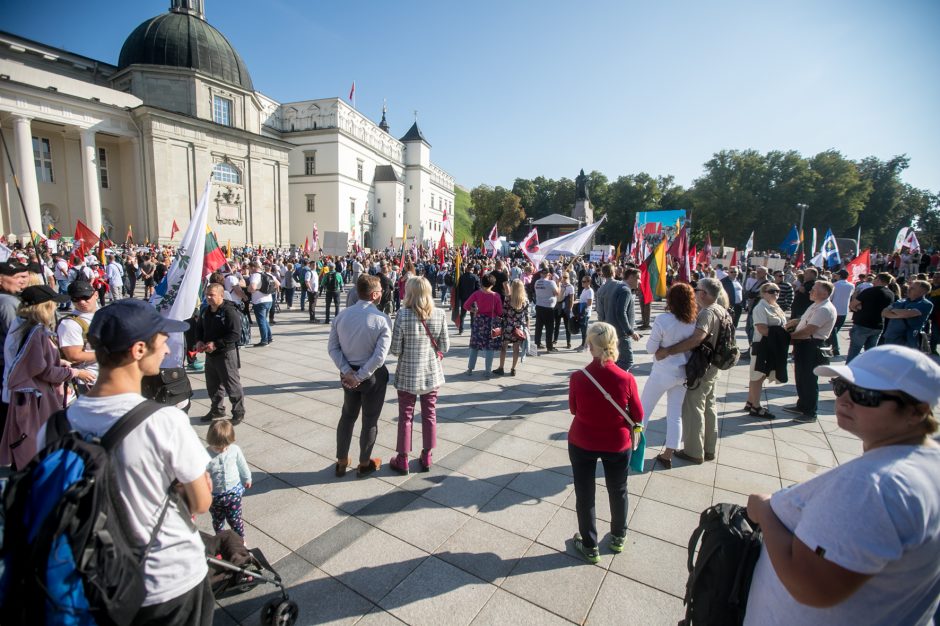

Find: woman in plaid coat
389;276;450;474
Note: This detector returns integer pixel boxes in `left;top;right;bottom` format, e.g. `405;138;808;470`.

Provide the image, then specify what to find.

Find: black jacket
195;300;242;354
754;326;791;383
457;272;481;302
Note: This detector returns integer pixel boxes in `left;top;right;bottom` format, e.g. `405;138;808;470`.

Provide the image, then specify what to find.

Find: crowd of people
0;235;938;624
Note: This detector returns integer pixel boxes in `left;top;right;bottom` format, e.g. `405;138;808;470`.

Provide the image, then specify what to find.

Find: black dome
118;11;253;90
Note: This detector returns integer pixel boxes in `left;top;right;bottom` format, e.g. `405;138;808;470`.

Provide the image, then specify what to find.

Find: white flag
151;179;210;368
903;229;921;253
894;227;910;252
810;228;817;255
0;243;10;263
486;223;499;258
442;209;453;235
528;216;607;265
744;231;754;258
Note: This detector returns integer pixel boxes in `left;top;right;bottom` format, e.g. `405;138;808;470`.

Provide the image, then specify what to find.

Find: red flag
520;228;540;263
643;222;662;236
793;250;804;268
845;249;870;283
303;236;310;254
638;257;654;305
170;220;180;240
703;233;713;266
729;248;738;268
667;226;690;282
487;223;499;258
74;220;99;251
348;81;355;101
437;232;447;265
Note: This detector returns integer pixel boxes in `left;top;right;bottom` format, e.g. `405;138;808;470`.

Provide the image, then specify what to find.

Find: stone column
79;128;102;234
11;115;42;237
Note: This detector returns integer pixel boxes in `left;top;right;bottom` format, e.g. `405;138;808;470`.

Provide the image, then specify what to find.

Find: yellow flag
653;238;667;298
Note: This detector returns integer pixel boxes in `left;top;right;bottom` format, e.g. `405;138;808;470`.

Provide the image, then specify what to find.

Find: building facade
0;0;454;249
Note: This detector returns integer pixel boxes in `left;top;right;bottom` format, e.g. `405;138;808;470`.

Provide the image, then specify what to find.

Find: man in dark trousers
196;283;245;424
321;262;344;323
455;263;481;335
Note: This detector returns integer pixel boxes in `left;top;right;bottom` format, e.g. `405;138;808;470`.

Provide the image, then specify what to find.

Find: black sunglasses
72;295;94;302
830;378;906;408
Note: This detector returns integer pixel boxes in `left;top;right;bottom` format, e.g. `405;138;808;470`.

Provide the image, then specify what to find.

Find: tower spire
379;99;389;133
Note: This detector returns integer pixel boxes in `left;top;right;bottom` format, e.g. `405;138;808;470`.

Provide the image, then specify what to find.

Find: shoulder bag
420;318;444;360
579;367;646;473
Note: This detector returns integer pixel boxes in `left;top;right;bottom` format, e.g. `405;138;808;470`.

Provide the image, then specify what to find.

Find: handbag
420;318;444;360
512;326;526;341
580;367;646;473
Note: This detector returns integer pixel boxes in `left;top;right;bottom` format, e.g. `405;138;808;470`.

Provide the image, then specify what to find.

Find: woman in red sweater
568;321;643;563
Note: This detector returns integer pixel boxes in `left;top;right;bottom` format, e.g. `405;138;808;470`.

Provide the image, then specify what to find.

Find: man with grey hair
655;277;729;464
783;280;837;422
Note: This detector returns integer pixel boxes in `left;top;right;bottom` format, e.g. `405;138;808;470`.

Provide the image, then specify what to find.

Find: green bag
580;367;646;473
630;428;647;473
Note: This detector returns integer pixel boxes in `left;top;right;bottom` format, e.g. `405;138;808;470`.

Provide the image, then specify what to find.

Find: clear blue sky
7;0;939;193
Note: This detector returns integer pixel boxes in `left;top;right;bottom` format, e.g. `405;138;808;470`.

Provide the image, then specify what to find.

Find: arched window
213;162;241;184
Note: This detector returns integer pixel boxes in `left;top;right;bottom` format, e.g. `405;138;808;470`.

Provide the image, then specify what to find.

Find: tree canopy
465;150;938;251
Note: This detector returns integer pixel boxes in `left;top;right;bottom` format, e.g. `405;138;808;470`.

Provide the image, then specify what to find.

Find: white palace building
0;0;455;249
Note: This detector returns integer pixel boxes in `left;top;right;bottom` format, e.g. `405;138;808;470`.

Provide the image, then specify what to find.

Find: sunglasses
765;289;780;294
72;295;94;302
830;378;905;408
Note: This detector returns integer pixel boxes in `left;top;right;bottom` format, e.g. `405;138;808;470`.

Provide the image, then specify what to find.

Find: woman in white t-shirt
746;283;788;418
573;275;594;351
642;283;697;468
745;345;940;625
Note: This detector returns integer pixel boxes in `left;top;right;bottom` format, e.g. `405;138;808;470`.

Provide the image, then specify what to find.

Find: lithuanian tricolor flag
640;238;667;303
203;226;227;277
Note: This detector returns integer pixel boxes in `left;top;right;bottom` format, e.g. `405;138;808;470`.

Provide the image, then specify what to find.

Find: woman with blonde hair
642;283;698;469
462;274;503;376
389;276;449;474
493;279;529;377
0;286;95;468
567;322;643;563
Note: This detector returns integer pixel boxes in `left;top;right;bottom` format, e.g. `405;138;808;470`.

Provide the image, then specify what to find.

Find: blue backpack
1;401;168;625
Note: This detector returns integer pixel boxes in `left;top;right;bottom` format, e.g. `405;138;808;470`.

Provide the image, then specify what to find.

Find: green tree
856;155;912;250
469;185;525;240
804;150;871;239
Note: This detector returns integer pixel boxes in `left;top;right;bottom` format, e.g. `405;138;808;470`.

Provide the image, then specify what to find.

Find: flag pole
0;128;49;264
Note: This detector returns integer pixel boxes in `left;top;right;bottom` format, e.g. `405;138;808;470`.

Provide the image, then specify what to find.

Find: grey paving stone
317;527;429;604
586;571;684;625
471;589;573;626
380;556;496;626
421;469;502;514
435;518;533;585
375;495;471;552
628;498;701;548
437;446;529;487
643;473;714;514
505;466;573;505
714;464;783;496
501;542;607;623
476;488;559;540
716;445;780;477
357;607;408;626
250;489;345;550
608;530;688;598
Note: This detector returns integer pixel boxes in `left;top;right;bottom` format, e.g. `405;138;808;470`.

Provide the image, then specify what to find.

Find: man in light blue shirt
882;279;933;349
328;274;391;478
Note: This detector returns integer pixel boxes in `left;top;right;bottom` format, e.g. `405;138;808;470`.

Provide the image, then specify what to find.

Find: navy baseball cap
88;299;189;354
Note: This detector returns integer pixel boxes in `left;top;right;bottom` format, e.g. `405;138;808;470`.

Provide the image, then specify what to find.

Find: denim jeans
568;442;631;549
846;325;882;363
252;301;273;343
467;348;494;373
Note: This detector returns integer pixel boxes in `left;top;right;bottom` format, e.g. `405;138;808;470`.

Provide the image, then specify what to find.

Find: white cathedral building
0;0;455;250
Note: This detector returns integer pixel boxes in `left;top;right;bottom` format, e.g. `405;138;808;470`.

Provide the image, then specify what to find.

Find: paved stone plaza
192;300;861;626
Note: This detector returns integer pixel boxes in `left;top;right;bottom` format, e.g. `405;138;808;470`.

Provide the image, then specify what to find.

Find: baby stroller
202;531;299;626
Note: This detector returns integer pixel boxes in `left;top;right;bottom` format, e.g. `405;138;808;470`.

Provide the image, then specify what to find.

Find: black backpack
1;401;170;626
710;310;740;370
324;271;339;292
680;503;763;626
258;272;277;295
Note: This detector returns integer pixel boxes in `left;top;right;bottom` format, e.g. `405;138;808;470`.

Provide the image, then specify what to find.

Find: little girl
206;420;252;539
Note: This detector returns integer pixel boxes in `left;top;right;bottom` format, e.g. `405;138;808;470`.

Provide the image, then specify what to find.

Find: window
357;160;364;182
33;137;53;183
306;195;316;212
98;147;109;189
376;198;381;204
213;95;233;126
383;212;387;218
304;152;316;175
212;162;240;184
350;198;356;213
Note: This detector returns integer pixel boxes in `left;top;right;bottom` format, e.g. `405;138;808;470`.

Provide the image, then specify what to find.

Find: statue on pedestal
572;168;594;225
575;169;591;202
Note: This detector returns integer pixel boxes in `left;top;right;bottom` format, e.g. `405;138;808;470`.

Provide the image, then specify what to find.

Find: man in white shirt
39;299;213;624
533;267;560;352
56;281;99;394
105;254;125;304
783;281;837;423
247;261;273;347
827;269;854;356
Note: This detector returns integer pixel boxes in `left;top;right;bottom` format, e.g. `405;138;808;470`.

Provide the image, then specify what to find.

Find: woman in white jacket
642;283;698;469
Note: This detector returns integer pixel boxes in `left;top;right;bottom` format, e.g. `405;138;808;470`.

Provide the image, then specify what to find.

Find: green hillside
453;185;473;245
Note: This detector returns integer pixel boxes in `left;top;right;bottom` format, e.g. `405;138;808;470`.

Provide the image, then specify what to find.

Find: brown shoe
335;457;352;477
655;453;673;469
674;450;704;465
704;452;716;462
357;458;382;477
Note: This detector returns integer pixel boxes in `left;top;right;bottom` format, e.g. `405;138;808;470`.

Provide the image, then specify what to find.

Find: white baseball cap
815;345;940;408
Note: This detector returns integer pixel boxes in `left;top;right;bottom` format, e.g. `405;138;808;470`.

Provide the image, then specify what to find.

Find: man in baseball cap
47;298;214;620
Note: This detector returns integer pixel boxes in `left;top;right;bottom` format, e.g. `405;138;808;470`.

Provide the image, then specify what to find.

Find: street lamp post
797;203;808;256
